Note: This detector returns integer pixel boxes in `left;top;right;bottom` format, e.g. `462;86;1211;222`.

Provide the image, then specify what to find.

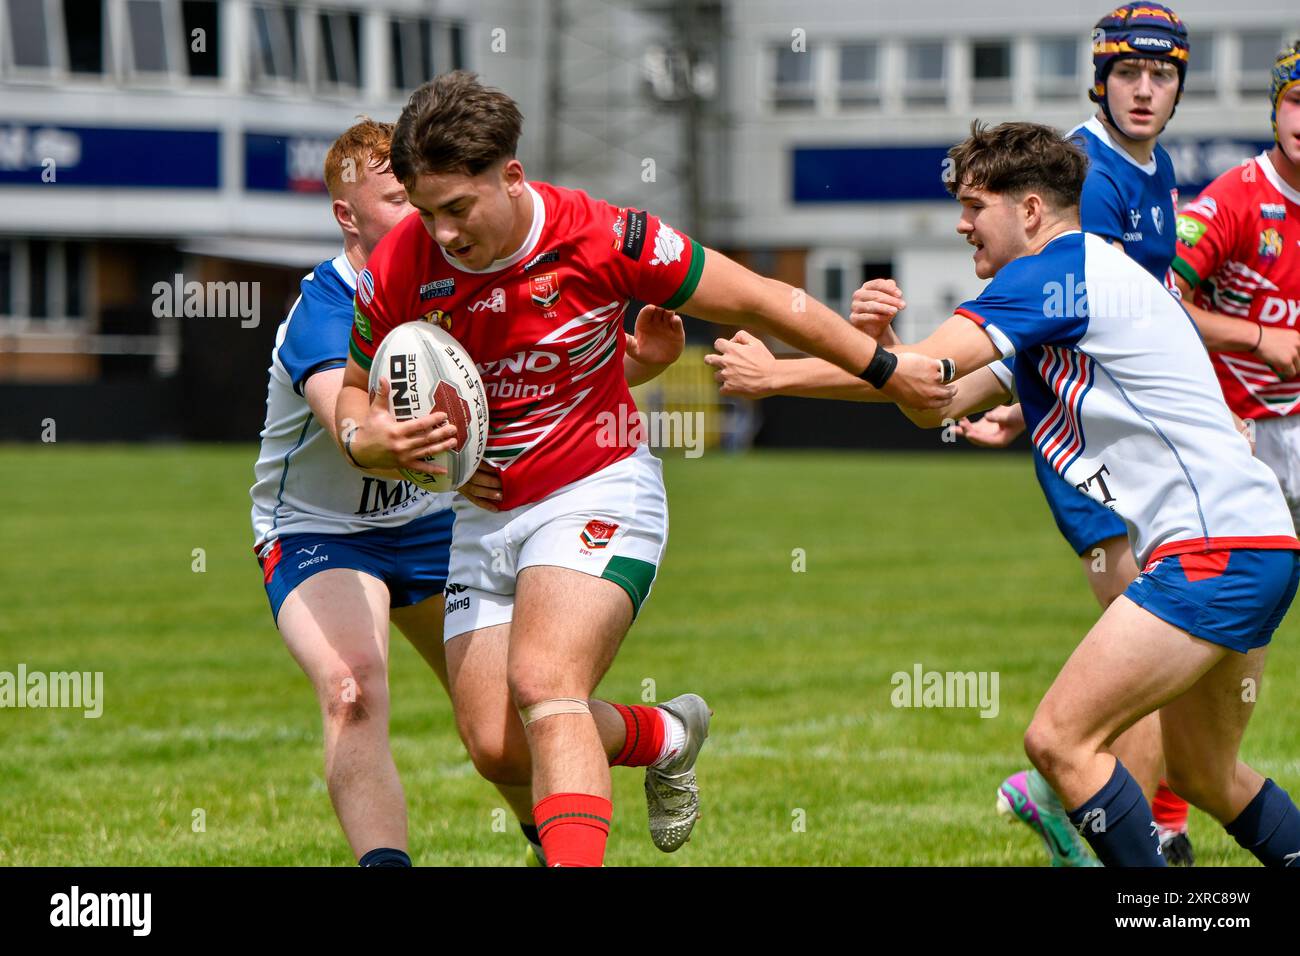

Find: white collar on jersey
1077;116;1158;176
1255;151;1300;207
439;182;546;274
331;250;358;291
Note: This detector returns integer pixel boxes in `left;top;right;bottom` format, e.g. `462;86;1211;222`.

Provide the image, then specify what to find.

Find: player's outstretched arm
1173;274;1300;378
304;368;406;481
677;250;955;409
895;314;1003;380
335;357;459;475
624;305;684;387
705;330;1010;426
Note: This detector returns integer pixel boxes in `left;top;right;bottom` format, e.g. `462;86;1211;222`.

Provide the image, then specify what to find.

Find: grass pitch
1;444;1296;866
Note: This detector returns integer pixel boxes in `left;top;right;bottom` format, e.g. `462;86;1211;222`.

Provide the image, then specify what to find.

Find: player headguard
1271;39;1300;143
1089;3;1190;135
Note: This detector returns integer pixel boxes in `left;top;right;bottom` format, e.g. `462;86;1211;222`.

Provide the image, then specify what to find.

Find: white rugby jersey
958;231;1298;567
250;253;452;550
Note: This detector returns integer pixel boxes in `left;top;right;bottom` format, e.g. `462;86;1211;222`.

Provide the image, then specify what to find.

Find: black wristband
343;430;366;469
1252;322;1264;354
858;348;899;388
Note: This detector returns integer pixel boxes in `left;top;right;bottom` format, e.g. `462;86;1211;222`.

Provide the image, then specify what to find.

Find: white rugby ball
368;321;489;492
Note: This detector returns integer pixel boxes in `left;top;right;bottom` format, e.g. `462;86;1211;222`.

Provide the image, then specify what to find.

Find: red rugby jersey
350;181;703;509
1173;152;1300;419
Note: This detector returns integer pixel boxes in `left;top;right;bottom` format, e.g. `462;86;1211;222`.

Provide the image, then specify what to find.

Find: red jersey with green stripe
1173;152;1300;419
349;181;704;509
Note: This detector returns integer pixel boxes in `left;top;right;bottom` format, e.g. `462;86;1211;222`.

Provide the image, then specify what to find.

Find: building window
838;42;880;108
251;2;301;86
390;16;432;90
317;10;361;91
1;240;88;321
64;242;83;317
64;0;105;74
28;239;49;319
1239;31;1284;95
822;263;844;315
1036;35;1080;100
772;44;815;109
903;40;945;107
0;240;12;317
972;40;1012;104
1183;32;1215;97
5;0;54;70
182;0;220;78
447;21;463;71
808;252;893;325
389;16;466;95
126;0;171;74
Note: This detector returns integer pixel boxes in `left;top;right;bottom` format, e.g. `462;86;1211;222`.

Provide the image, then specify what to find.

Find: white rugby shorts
1254;414;1300;531
442;445;668;641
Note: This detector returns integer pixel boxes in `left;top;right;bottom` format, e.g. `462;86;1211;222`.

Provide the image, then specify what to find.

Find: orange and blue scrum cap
1089;4;1190;130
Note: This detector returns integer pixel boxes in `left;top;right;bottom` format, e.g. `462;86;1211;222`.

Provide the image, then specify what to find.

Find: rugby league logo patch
530;272;561;308
580;519;619;549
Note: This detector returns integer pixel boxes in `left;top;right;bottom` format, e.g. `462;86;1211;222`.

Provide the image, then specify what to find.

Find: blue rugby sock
358;847;412;867
1225;778;1300;868
1067;759;1165;867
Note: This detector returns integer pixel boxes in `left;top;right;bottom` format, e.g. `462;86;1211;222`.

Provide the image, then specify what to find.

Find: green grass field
1;444;1297;866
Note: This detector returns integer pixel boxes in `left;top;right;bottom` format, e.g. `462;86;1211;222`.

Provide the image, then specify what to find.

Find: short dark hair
390;71;523;184
945;121;1088;210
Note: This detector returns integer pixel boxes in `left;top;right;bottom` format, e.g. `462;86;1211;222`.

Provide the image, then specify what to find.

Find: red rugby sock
1153;779;1190;831
534;793;612;867
609;704;667;767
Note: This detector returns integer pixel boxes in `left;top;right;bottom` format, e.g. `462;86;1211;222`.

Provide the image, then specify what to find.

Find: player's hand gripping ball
368;321;490;492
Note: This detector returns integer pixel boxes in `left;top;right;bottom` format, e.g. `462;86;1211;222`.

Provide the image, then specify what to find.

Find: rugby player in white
710;122;1300;866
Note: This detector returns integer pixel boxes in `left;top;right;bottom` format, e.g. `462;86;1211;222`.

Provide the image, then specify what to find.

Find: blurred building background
0;0;1295;445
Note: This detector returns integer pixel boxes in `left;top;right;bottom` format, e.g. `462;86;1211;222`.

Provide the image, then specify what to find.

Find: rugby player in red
1172;40;1300;519
256;120;692;867
335;72;954;866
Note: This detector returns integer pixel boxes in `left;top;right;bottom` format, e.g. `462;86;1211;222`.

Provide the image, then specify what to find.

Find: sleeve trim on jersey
293;359;348;395
1170;256;1202;289
988;361;1017;403
661;239;705;311
349;337;373;371
954;308;1015;359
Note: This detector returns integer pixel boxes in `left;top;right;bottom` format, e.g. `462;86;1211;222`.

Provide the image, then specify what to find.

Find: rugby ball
368;321;489;492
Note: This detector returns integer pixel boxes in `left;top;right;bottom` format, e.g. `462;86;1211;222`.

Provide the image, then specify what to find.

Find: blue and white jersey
1071;117;1178;287
250;253;452;549
957;231;1297;566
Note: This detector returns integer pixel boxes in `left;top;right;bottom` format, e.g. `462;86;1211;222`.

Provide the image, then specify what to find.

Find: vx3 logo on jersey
470;288;507;313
